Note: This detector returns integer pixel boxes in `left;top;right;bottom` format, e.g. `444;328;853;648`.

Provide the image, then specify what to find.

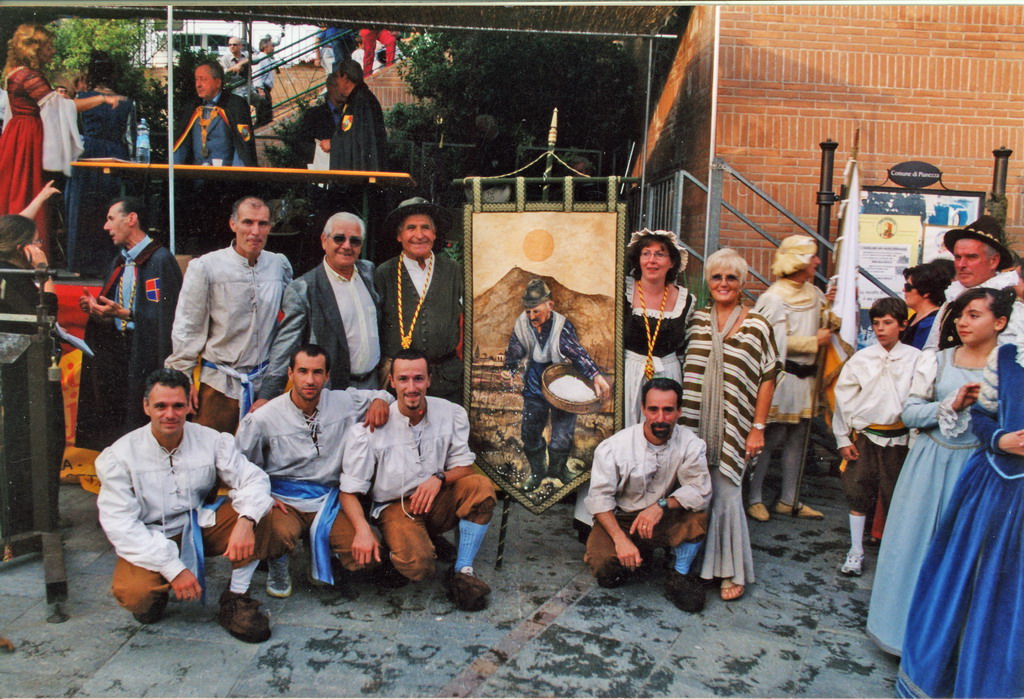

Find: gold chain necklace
397;255;434;349
636;282;669;380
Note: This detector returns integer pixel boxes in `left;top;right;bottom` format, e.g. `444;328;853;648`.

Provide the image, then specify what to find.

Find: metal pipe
167;4;175;255
992;146;1013;196
815;139;839;289
638;36;654;226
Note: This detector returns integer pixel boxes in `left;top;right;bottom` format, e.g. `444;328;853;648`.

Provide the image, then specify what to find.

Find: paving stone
476;624;658;697
794;630;899;698
0;670;85;698
80;633;260;697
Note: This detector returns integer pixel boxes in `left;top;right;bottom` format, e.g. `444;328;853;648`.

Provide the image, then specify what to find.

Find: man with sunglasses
255;212;381;410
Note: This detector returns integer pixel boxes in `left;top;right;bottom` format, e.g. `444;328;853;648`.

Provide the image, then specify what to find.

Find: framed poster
463;204;625;514
857;213;922;310
861;186;985;263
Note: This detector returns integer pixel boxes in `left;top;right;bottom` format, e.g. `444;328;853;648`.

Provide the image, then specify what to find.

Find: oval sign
889;161;942;188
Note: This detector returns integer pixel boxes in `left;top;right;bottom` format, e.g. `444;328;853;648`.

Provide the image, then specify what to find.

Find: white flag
832;157;860;358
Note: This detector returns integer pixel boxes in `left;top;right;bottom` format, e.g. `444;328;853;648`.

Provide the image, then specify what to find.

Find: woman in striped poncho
681;248;781;601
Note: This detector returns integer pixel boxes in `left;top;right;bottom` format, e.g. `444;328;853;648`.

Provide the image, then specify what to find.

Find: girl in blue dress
866;286;1007;655
897;287;1022;698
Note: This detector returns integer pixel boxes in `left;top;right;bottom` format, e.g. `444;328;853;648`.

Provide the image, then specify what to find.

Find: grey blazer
258;259;380;400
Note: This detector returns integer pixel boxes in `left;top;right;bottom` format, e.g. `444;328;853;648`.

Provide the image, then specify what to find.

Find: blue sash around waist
270;477;341;585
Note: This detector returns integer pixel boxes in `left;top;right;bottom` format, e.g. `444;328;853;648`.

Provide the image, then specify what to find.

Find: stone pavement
0;461;899;698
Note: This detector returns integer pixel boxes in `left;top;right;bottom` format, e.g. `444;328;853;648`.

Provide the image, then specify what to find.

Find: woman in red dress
0;24;123;254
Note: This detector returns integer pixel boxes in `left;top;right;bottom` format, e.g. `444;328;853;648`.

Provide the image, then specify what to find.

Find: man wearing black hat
925;215;1024;349
374;197;464;402
502;278;611;491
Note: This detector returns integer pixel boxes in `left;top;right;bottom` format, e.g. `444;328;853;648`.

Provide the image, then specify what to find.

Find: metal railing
637;159;898;300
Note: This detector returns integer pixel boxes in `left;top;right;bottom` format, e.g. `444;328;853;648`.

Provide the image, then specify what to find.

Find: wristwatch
435;471;447;485
657;498;669;510
752;422;766;431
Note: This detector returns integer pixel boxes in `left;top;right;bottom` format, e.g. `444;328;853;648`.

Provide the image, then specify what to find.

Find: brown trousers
841;434;908;515
584;508;708;578
268;502;364;569
111;501;282;615
194;383;240;435
349;474;496;582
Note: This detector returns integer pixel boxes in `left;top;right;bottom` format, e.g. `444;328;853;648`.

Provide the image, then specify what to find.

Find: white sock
849;514;866;556
229;560;260;594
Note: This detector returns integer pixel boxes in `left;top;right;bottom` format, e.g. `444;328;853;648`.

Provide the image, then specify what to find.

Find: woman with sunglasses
681;248;781;601
901;261;954;350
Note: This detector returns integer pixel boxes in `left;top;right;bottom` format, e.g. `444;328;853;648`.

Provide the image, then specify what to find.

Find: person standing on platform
65;51;136;276
747;235;840;522
173;60;256;167
219;37;251;83
0;23;124;253
375;198;462;402
358;29;397;77
328;60;387;173
293;71;345;167
166;196;292;434
77;197;182;451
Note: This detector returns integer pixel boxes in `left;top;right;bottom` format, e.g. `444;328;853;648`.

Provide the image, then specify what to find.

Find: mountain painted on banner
472;266;614;369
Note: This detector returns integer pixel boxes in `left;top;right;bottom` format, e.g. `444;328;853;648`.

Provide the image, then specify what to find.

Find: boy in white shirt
832;297;921;576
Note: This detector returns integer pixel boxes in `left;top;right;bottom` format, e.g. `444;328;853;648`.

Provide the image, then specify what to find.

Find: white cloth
585;423;711;516
95;423;272;581
167;245;292;400
235;387;393;512
0;88;8;133
324;260;380;375
340;398;476;517
923;270;1024;350
402;252;434;297
39;92;83;176
624;350;682;428
832;342;921;448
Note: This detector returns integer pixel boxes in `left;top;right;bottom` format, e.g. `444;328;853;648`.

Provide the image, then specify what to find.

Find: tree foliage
391;31;639;174
49;19;170;159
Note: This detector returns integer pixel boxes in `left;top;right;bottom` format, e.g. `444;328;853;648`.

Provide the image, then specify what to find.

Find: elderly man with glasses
254;212;382;410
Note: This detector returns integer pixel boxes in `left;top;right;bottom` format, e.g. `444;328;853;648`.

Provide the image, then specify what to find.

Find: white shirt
832;341;921;448
402;252;434;297
924;269;1024;350
340;398;476;516
235;387;393;512
324;260;380;375
95;423;272;581
167;245;293;400
586;424;711;516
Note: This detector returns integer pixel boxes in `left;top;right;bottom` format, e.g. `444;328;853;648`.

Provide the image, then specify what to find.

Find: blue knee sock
673;541;703;575
454;520;489;571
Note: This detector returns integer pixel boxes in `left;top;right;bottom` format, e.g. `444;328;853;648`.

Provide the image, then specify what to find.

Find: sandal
720;579;745;601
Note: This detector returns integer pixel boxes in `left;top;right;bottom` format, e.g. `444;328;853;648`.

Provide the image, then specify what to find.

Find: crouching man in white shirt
339;349;498;611
96;368;288;643
585;377;712;612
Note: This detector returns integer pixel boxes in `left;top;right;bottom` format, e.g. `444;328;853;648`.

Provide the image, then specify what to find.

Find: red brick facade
640;5;1024;282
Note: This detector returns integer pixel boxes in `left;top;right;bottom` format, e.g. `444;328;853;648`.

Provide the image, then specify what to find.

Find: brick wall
643;5;1024;285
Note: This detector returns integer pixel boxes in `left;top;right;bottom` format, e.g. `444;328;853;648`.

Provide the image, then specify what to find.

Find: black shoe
218;590;271;643
595;562;629;589
431;534;458;563
446;566;491;611
132;592;168;625
665;570;705;613
373;557;410;590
